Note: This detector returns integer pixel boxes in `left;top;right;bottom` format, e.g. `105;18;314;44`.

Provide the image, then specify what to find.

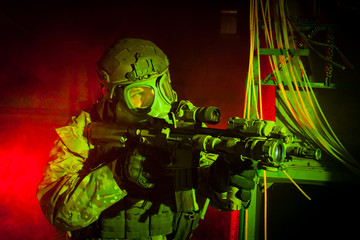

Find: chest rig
74;144;200;239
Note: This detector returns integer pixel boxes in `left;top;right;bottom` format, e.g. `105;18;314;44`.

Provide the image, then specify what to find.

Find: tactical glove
123;146;154;189
122;144;172;190
209;155;256;208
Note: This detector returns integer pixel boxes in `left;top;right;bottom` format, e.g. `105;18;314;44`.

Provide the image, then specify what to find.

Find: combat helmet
96;38;177;122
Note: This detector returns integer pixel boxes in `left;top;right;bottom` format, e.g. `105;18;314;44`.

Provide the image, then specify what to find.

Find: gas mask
122;71;177;119
112;70;177;123
96;38;177;124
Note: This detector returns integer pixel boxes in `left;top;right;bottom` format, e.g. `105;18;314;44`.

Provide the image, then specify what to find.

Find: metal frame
241;42;360;239
241;156;360;240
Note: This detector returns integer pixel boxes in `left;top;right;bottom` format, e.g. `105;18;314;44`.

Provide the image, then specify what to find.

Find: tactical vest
71;142;201;239
71;196;201;240
97;197;174;238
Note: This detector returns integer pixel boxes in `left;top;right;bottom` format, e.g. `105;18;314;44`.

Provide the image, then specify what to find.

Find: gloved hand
122;144;172;190
123;146;154;189
209;155;257;208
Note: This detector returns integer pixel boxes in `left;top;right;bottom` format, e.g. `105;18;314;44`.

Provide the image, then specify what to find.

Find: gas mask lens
127;86;155;109
159;74;176;103
122;72;177;120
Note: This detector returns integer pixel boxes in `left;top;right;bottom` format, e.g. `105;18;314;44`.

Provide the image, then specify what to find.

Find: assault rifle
86;100;321;211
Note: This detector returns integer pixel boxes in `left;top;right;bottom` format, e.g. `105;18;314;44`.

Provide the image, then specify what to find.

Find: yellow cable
244;209;248;240
246;3;359;240
262;0;360;174
243;74;251;118
263;170;267;240
283;170;311;200
251;77;260;119
244;0;255;119
255;1;263;119
245;0;260;120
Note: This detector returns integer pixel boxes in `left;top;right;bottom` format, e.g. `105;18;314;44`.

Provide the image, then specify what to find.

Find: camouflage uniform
37;38;248;239
37;110;219;239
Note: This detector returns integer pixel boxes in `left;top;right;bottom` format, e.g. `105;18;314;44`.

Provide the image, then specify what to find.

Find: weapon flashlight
242;138;286;166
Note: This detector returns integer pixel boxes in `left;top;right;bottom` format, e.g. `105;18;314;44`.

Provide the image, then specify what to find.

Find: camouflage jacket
36;111;224;233
37;111;129;231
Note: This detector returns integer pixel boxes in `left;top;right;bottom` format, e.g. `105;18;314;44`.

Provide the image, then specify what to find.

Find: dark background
0;0;359;239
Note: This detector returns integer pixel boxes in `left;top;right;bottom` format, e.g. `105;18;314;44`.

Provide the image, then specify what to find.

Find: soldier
37;38;255;239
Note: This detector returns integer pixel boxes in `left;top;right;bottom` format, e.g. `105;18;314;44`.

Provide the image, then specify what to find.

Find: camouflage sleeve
37;111;127;231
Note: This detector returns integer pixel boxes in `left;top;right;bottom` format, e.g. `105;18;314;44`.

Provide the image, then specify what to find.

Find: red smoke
0;123;59;239
0;2;254;239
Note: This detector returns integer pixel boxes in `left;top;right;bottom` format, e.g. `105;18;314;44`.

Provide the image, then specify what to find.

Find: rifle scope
176;105;221;125
173;101;221;125
194;107;221;124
